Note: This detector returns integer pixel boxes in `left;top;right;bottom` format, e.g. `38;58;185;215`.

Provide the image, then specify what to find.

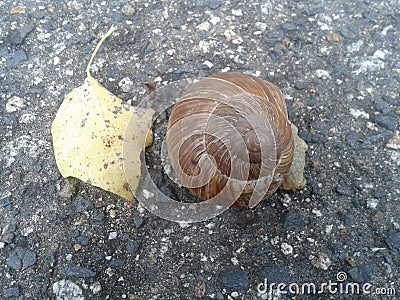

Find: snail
165;72;307;208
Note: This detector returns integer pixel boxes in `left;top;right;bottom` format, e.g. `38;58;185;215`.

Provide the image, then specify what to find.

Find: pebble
59;264;96;278
363;11;377;22
52;280;84;300
109;257;126;268
349;108;369;119
310;253;331;270
386;136;400;150
255;22;267;32
231;9;242;16
0;196;12;208
6;50;28;68
281;243;293;255
76;236;89;246
2;233;15;244
7;247;37;270
374;100;392;115
345;131;360;147
91;250;105;262
91;211;105;225
374;115;398;131
315;69;331;80
363;131;393;145
119;77;134;93
284;210;306;228
359;56;384;73
8;23;36;45
366;199;378;209
373;49;386;60
126;239;140;254
336;186;352;196
294;82;305;90
203;60;214;69
90;281;102;294
347;40;364;53
348;264;374;283
73;196;93;213
385;232;400;251
6;96;25;113
353;181;364;191
133;216;144;229
382;95;398;106
108;231;117;240
221;268;249;290
121;3;136;17
2;287;20;298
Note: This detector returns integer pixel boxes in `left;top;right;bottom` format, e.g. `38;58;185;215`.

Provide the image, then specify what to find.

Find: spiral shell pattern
166;72;294;207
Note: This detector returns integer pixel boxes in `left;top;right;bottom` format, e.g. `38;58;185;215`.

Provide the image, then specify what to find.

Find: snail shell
166;72;294;208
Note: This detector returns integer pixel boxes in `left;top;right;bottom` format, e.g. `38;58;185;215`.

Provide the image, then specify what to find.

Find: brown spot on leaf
123;182;130;191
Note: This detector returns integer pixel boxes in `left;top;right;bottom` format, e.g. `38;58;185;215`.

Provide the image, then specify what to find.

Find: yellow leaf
51;27;154;200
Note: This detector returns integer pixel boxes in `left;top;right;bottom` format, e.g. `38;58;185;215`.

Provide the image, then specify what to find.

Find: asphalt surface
0;0;399;299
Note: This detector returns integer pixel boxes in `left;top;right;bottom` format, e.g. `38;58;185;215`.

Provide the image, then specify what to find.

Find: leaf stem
86;26;116;78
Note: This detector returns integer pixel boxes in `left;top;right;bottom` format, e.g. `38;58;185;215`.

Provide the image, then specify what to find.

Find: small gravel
0;0;398;298
59;264;96;278
6;247;37;271
52;280;84;300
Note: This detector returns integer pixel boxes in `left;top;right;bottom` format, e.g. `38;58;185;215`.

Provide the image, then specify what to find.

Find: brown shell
166;72;294;207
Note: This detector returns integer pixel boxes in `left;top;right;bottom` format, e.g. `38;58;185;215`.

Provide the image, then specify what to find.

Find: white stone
386;136;400;150
166;49;176;56
119;77;134;93
373;49;386;60
367;199;379;209
108;231;117;240
232;9;243;16
143;189;155;199
6;96;25;113
312;209;322;217
209;16;220;25
197;21;210;31
347;40;364;53
53;280;84;300
325;225;333;234
203;60;214;69
390;151;400;166
311;253;331;270
231;257;239;265
281;242;293;255
19;113;36;124
255;22;267;32
90;282;102;294
349;108;370;119
316;69;330;79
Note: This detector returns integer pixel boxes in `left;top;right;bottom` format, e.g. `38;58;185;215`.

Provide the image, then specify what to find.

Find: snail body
166;72;298;208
